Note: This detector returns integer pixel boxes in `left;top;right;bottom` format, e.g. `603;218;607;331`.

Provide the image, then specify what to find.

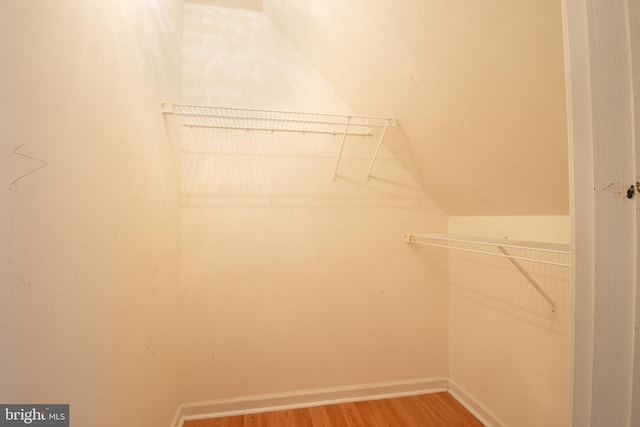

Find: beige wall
182;4;350;112
448;216;571;426
449;215;571;243
0;1;183;426
180;3;449;403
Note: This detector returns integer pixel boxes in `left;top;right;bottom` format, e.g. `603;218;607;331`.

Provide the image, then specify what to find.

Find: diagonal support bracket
497;245;557;313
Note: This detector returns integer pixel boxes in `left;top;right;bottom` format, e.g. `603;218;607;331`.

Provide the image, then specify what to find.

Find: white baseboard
169;404;183;427
170;376;506;427
173;376;448;424
448;378;505;427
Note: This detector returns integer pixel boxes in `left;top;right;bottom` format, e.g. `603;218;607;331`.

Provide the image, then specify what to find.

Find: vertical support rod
333;117;350;179
497;246;557;313
366;123;389;180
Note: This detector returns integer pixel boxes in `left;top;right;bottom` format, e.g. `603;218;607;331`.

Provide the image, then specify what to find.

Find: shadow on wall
406;244;450;295
447;243;571;334
179;126;436;210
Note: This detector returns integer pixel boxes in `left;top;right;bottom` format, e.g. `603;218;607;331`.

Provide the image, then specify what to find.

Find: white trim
562;0;638;425
448;379;506;427
178;377;448;421
561;1;595;425
169;404;183;427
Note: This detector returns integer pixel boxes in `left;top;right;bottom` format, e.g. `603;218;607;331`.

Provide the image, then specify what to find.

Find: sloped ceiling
262;0;569;216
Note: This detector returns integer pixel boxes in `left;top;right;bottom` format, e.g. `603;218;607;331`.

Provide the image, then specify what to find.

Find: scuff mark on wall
626;185;635;199
601;181;639;199
8;144;48;191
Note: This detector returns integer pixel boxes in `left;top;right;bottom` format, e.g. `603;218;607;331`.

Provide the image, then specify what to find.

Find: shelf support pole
366;122;390;180
333;117;351;179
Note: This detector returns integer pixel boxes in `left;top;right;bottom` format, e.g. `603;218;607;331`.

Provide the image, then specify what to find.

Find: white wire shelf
163;103;394;135
162;103;396;179
405;233;572;313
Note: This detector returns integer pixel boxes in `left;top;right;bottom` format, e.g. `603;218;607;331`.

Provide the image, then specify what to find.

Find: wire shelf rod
184;124;373;137
404;234;571;268
407;233;570;255
406;239;570;268
176;113;392;129
164;103;396;125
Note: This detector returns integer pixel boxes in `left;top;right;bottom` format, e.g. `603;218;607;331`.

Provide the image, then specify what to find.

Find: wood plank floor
183;392;484;426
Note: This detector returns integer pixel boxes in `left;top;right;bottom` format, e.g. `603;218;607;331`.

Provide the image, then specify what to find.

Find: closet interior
2;1;582;427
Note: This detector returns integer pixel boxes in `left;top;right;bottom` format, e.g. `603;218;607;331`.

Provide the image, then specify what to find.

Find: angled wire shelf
162;103;396;179
405;233;571;313
162;103;394;136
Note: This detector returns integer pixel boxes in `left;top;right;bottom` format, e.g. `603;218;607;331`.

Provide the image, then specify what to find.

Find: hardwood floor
183;392;484;426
